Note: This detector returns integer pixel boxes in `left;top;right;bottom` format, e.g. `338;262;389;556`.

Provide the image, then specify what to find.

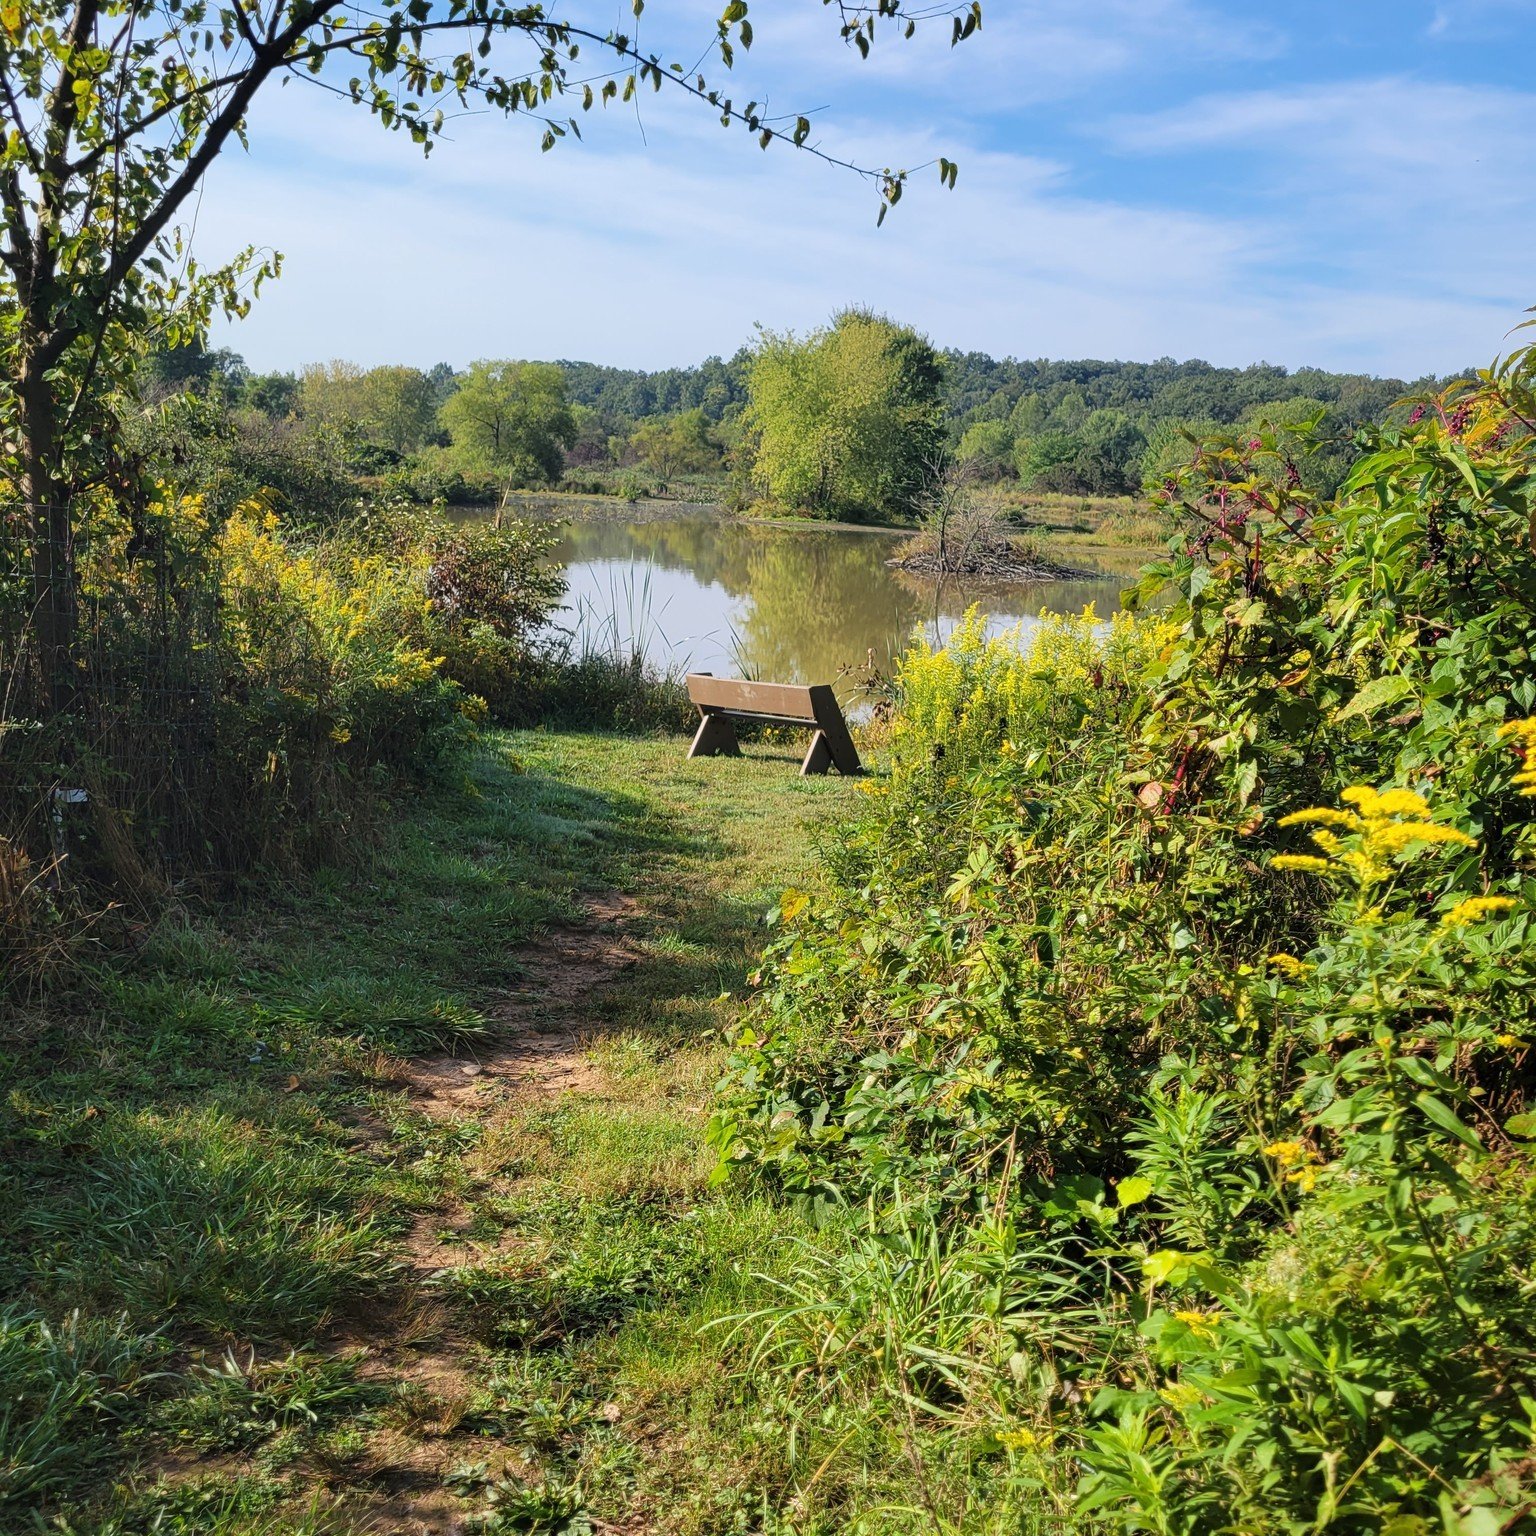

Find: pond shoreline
534;512;1146;689
463;490;1163;566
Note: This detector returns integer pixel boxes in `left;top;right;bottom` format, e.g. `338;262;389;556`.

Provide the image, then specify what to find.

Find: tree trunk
18;355;75;716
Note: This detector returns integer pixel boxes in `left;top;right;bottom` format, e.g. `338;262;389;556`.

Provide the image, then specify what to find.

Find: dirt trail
340;893;646;1536
408;891;643;1115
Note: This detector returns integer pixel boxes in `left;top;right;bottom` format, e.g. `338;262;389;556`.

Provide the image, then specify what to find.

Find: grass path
1;731;863;1535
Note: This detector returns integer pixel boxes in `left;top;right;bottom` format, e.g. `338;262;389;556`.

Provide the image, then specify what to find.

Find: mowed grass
0;730;862;1533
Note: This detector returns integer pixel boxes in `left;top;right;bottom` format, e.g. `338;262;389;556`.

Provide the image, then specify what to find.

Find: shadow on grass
0;730;840;1527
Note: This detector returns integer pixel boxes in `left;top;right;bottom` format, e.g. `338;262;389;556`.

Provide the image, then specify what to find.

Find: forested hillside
153;335;1452;515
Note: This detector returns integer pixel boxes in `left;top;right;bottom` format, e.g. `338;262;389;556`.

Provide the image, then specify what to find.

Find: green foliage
0;1307;162;1514
955;417;1016;479
714;338;1536;1529
744;310;946;522
154;1349;377;1453
1012;409;1149;496
299;361;439;455
439;361;578;487
24;1104;395;1338
627;408;723;482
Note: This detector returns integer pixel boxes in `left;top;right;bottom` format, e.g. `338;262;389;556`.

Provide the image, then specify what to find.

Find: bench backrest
687;674;823;724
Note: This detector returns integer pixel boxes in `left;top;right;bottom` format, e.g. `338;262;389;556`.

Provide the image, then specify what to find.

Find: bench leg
689;712;741;759
800;730;833;776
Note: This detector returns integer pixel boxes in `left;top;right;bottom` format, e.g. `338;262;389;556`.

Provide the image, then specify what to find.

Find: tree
241;371;301;419
298;360;369;429
629;408;720;482
439;360;575;485
1074;407;1148;495
1014;428;1082;490
1015;410;1147;496
299;361;436;453
956;418;1015;479
140;339;250;400
0;0;981;709
745;310;946;521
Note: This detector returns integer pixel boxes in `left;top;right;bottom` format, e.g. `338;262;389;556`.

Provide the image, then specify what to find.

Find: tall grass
0;1306;164;1515
526;563;702;734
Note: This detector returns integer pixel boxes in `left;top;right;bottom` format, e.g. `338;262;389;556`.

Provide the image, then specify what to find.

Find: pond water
532;516;1144;690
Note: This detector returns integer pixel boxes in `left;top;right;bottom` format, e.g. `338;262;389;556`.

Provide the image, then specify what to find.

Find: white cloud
1427;0;1536;37
190;30;1532;379
1102;79;1536;307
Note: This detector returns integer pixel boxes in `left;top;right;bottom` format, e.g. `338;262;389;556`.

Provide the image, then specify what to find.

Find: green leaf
1505;1113;1536;1139
1116;1176;1153;1208
1414;1091;1482;1150
1334;673;1415;722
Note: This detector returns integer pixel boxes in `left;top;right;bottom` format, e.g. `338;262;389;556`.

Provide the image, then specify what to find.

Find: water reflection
536;515;1144;688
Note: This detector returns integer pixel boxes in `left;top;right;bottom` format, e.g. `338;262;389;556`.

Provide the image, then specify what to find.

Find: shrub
712;337;1536;1529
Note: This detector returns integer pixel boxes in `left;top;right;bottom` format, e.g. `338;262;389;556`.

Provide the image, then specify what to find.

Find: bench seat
684;674;862;776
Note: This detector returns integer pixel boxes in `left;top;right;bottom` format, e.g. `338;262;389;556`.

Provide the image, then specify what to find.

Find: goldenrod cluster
1439;895;1517;928
1498;716;1536;796
1262;1139;1323;1194
1271;784;1474;884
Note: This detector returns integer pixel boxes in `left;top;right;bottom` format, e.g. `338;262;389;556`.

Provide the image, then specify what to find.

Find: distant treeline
558;350;1439;433
145;333;1456;518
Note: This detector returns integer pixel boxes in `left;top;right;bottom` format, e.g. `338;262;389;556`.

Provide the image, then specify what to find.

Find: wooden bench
685;675;863;777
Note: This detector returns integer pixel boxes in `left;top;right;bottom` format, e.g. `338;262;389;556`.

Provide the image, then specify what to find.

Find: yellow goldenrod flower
996;1428;1040;1451
1370;787;1432;819
1277;807;1362;830
1369;821;1474;854
1495;1034;1524;1049
1263;1139;1303;1164
1272;784;1475;885
1174;1309;1222;1336
1440;895;1518;928
1340;784;1430;820
1267;953;1312;977
1272;854;1334;874
1498;717;1536;796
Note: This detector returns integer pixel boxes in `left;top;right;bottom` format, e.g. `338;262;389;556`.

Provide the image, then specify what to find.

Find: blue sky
202;0;1536;378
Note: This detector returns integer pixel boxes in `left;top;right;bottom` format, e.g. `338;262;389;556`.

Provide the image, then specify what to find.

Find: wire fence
1;508;224;898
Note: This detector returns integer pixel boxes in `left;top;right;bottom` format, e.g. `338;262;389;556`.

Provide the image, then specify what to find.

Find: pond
447;502;1153;691
531;515;1146;691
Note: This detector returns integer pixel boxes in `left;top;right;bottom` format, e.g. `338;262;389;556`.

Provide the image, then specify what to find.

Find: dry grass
0;834;74;991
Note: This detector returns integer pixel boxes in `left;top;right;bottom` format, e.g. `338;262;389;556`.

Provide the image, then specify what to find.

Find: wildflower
1271;854;1333;874
1174;1309;1222;1340
1495;1034;1524;1050
1340;785;1431;820
1272;784;1473;884
996;1428;1040;1451
1266;953;1311;978
1498;717;1536;796
1440;895;1517;928
1279;806;1362;830
1263;1139;1322;1193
